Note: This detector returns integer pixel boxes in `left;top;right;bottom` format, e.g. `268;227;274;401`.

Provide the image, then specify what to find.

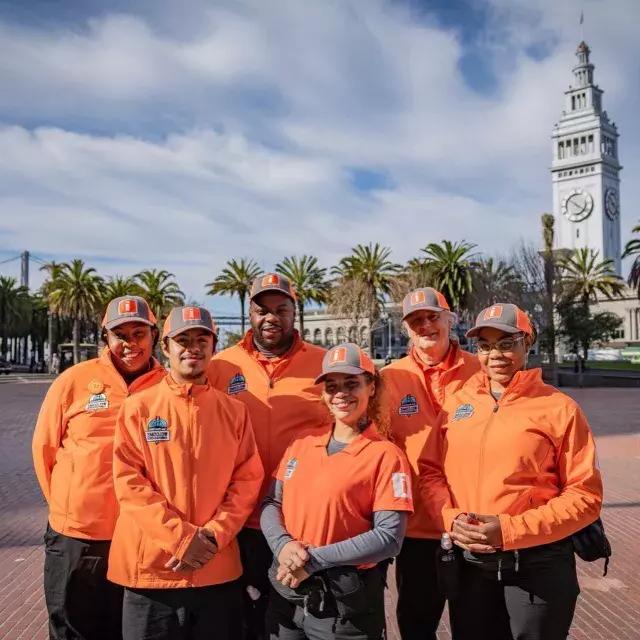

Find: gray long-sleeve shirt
260;437;408;574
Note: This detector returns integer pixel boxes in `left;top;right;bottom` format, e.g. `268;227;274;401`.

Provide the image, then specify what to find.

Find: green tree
48;260;104;364
622;223;640;297
470;257;523;317
0;277;29;358
135;269;184;320
40;261;64;369
331;243;400;354
275;255;329;337
558;248;625;308
206;259;262;335
103;276;143;303
420;240;477;312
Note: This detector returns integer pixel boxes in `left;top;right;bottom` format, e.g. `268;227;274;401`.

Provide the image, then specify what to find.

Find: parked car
0;359;12;375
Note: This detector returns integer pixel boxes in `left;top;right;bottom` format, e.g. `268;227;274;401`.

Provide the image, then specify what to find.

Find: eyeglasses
476;335;524;354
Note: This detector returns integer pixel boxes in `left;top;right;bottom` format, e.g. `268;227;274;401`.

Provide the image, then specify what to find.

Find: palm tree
420;240;477;312
48;260;104;364
559;248;625;308
103;276;143;302
622;224;640;297
470;257;523;316
135;269;184;320
331;243;401;355
275;255;330;337
0;277;29;358
40;261;64;369
206;259;262;334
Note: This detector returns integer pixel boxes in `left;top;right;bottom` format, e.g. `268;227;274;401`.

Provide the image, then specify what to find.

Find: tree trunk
240;295;246;335
73;317;80;365
297;299;305;338
368;312;375;358
48;311;54;372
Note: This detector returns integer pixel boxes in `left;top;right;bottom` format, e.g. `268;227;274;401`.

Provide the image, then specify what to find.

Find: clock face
605;188;619;219
561;189;594;222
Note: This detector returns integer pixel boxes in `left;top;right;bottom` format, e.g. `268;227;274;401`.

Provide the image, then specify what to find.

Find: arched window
325;327;334;347
359;326;368;347
348;326;357;343
336;327;346;344
313;328;322;344
303;329;311;342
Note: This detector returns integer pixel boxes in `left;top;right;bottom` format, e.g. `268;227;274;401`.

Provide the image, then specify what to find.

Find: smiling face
476;327;530;390
106;321;155;376
162;328;214;384
249;291;295;353
322;372;374;427
404;309;452;364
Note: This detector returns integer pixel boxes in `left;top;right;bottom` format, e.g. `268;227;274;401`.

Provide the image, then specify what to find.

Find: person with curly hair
261;343;413;639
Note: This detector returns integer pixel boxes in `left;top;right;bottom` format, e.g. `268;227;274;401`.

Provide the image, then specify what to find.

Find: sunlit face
404;309;452;361
322;372;374;426
106;322;155;374
162;328;214;382
250;292;295;350
476;327;530;388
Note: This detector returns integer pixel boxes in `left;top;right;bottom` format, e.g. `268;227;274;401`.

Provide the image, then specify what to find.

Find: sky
0;0;639;317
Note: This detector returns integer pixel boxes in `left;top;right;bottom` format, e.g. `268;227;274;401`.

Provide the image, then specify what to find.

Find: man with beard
33;296;166;640
108;305;263;640
208;273;329;639
381;287;480;640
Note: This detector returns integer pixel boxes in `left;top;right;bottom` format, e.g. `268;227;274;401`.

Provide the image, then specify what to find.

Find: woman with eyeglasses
261;343;413;639
437;303;602;640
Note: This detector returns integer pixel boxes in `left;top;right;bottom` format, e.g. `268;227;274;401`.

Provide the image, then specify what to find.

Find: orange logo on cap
118;299;139;315
330;347;347;364
182;307;202;322
411;291;426;306
484;305;503;320
262;274;280;287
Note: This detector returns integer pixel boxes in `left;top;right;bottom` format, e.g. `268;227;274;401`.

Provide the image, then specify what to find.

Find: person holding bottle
439;303;603;640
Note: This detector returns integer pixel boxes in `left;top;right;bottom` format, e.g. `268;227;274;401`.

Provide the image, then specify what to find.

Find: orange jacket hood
32;348;165;539
441;368;603;550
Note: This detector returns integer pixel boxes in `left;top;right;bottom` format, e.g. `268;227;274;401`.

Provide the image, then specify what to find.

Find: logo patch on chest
398;394;419;416
283;457;298;480
453;403;474;421
392;472;411;499
85;393;109;412
227;373;247;395
146;416;170;443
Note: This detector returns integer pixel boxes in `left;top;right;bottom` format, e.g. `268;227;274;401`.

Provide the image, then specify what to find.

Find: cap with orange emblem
102;296;157;330
401;287;450;321
249;273;296;303
466;303;534;338
314;343;376;384
162;306;218;340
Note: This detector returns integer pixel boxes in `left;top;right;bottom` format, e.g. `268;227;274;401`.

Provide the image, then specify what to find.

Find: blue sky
0;0;638;317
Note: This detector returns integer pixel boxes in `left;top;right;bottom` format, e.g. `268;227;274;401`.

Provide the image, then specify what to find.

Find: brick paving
0;382;638;640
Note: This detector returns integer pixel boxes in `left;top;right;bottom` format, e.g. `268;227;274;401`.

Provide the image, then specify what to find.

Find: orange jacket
440;369;603;550
32;348;165;540
207;330;330;528
107;376;263;588
381;343;479;538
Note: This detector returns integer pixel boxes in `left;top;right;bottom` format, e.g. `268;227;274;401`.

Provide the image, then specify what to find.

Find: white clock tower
551;41;622;274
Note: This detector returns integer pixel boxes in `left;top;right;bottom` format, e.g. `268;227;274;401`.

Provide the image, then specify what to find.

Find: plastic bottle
436;533;460;600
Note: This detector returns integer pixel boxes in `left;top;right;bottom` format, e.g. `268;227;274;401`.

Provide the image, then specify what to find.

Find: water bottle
436;533;460;600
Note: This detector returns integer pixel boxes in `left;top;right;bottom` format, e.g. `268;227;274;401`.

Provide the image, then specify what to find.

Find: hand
164;528;217;572
276;565;310;589
277;540;309;572
450;513;502;554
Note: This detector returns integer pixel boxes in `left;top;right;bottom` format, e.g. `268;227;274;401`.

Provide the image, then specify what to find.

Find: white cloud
0;0;638;310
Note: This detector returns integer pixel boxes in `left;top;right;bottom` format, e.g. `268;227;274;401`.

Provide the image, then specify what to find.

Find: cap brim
402;305;446;322
466;322;522;338
314;364;367;384
103;317;156;330
250;289;295;303
165;324;217;339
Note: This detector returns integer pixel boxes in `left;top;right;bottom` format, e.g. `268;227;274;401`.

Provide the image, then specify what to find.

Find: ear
161;338;171;359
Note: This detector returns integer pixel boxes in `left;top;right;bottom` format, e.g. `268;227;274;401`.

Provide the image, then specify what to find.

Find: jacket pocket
140;537;172;575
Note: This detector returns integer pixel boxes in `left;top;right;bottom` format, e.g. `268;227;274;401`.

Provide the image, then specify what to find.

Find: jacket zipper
475;397;500;508
187;388;195;584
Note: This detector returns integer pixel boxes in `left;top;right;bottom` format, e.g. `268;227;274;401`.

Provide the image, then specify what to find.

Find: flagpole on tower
580;9;584;41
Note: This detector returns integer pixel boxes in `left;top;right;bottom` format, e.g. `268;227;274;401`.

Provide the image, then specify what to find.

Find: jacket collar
240;328;304;361
473;368;544;401
410;341;464;375
313;422;383;456
164;373;210;397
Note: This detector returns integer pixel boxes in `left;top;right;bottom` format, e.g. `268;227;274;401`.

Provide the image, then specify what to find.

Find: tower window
588;135;594;152
580;136;586;154
558;141;564;159
576;229;580;238
573;138;579;155
571;95;576;110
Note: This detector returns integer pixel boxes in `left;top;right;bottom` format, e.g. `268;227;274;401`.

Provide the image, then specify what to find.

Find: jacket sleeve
416;412;453;533
204;406;264;550
498;404;603;550
31;376;68;502
113;401;198;560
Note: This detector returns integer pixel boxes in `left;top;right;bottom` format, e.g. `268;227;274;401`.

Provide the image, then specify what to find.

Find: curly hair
364;371;391;439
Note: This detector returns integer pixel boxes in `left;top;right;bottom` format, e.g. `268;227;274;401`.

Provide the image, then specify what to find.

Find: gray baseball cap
102;296;156;330
315;342;376;384
466;303;534;338
402;287;450;321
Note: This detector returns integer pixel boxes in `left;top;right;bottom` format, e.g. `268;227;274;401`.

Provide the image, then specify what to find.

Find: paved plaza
0;381;638;639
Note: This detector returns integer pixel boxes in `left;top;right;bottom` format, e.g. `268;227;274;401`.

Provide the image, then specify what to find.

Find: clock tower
551;41;622;274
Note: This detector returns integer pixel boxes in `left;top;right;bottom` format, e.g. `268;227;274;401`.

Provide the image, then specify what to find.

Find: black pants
122;580;243;640
265;570;386;639
43;523;123;640
449;541;579;640
395;537;445;640
238;527;274;640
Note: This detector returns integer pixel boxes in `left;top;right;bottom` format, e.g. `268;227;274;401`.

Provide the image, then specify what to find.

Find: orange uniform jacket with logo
107;376;264;588
207;330;329;529
32;348;165;540
440;369;603;550
277;424;413;557
381;343;480;538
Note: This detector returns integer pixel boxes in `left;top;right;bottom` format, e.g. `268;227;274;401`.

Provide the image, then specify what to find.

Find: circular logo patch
88;380;105;394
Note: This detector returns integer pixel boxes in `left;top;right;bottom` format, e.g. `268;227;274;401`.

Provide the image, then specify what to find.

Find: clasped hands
165;527;218;572
276;540;312;589
450;513;503;553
